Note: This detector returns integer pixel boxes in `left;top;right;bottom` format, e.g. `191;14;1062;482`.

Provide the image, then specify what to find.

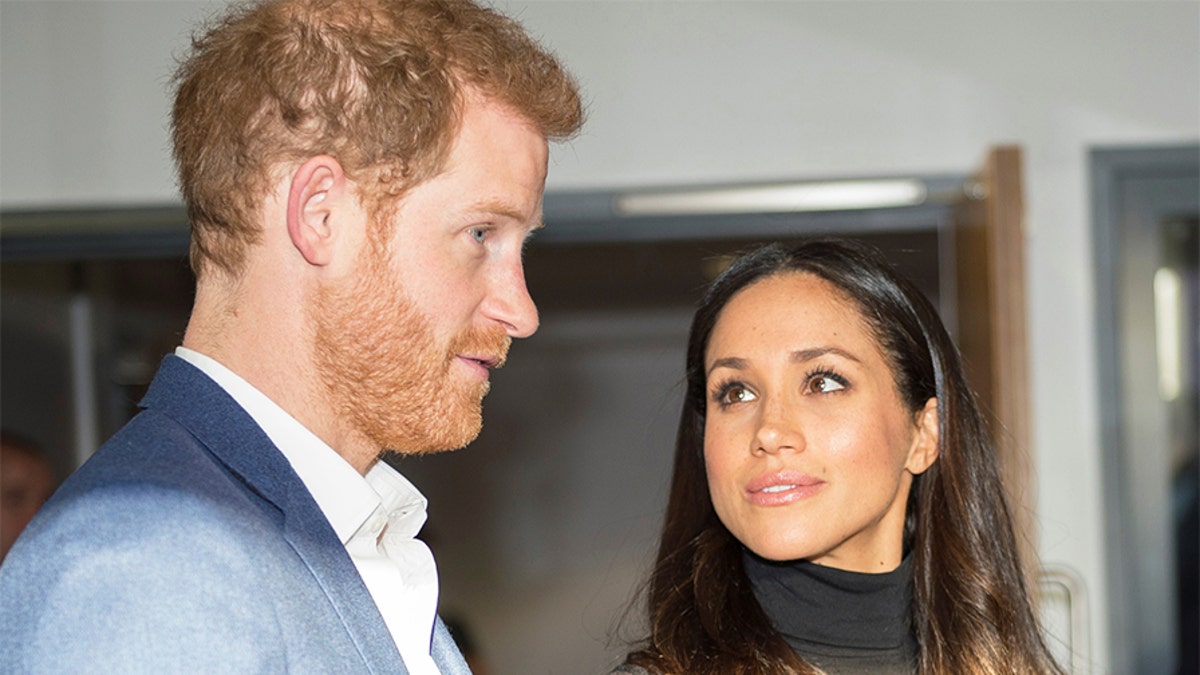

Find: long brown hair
623;239;1063;674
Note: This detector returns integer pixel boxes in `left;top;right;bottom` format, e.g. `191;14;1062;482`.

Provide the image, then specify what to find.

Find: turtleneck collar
743;548;916;669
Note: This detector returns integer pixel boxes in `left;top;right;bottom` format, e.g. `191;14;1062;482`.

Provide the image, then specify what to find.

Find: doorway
1093;144;1200;675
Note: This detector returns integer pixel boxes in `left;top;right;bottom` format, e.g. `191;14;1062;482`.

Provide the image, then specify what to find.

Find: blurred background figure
1;431;57;562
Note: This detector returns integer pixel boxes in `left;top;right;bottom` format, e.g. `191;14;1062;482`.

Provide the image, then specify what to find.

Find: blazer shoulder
0;357;387;673
0;480;294;671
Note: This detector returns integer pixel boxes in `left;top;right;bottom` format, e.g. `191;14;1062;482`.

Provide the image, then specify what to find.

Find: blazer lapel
276;491;406;673
432;617;472;675
141;356;408;674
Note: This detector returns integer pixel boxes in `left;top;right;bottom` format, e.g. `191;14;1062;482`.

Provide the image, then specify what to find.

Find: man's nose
483;259;539;338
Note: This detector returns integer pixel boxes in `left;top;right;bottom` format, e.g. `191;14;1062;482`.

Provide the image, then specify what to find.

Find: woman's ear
286;155;346;267
905;397;940;475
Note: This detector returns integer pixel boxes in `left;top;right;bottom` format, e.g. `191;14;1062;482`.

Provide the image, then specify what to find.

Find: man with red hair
0;1;583;672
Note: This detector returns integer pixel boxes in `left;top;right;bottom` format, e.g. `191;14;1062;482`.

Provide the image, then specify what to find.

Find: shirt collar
174;347;428;543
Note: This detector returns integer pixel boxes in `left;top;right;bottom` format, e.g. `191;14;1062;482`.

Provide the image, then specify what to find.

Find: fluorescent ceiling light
615;179;928;216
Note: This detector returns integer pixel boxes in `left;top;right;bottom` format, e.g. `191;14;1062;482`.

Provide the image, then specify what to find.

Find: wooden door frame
953;146;1036;577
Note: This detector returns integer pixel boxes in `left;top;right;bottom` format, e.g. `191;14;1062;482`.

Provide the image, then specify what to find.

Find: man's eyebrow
466;198;538;225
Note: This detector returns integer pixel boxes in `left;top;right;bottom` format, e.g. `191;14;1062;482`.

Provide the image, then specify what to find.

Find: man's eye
469;227;488;244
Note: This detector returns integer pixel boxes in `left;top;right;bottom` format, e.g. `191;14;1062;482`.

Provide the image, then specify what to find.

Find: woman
617;239;1062;674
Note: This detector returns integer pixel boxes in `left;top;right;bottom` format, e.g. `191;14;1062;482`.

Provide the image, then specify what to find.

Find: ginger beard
311;230;510;456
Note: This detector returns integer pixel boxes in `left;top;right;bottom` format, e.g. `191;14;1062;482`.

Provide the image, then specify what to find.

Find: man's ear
286;155;347;267
905;397;940;475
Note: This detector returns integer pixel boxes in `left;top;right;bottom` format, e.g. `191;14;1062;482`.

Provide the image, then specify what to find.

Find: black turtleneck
743;550;918;674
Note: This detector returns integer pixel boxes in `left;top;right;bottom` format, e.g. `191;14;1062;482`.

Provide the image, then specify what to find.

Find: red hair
171;0;583;277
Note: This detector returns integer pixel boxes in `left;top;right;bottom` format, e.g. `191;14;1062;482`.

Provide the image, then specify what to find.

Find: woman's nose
753;402;804;455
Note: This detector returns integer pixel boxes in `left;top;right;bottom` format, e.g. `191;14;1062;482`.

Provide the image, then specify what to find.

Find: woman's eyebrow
706;356;747;377
790;346;861;364
706;346;862;378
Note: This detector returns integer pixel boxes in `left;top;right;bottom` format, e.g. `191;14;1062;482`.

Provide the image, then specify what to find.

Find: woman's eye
718;385;756;405
806;375;845;394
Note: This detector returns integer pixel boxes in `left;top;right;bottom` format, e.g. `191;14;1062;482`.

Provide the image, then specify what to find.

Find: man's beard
311;239;510;456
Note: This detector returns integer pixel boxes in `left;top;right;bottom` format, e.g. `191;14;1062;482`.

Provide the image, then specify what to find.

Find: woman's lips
745;470;825;506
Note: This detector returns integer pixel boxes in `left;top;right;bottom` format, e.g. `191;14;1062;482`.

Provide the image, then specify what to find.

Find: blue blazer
0;356;470;674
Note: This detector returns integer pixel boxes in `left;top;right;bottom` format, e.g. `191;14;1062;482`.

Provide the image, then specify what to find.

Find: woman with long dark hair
616;239;1063;674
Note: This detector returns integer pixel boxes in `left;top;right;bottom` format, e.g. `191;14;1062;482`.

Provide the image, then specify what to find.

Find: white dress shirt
175;347;441;675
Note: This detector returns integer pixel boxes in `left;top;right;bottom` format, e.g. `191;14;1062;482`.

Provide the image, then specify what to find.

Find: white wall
3;1;1198;673
0;1;222;207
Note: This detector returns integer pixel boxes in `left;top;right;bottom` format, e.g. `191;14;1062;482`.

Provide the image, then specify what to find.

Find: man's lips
461;354;503;369
456;353;505;379
745;470;825;506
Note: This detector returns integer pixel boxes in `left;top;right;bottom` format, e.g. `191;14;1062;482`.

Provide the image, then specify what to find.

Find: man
0;0;582;672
